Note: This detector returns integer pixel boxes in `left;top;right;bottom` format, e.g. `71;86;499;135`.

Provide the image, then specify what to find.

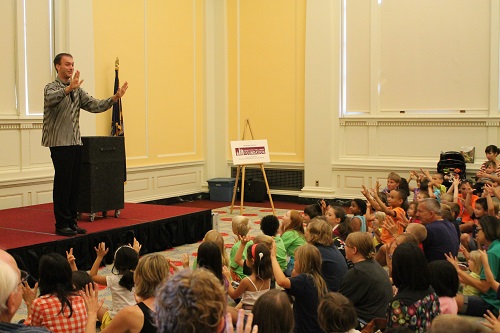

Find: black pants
50;145;82;229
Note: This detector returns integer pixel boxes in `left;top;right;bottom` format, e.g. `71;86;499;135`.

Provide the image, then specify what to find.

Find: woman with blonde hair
339;232;392;328
84;253;171;333
306;218;348;292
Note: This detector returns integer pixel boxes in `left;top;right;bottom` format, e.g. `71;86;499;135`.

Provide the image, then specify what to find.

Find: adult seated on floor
417;198;459;262
305;218;348;292
388;243;440;331
446;216;500;318
0;249;50;332
339;232;392;328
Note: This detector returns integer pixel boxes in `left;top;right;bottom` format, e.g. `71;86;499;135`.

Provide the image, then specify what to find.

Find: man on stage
42;53;128;236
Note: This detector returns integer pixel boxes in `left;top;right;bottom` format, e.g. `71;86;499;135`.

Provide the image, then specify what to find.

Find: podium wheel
115;210;120;218
90;213;95;222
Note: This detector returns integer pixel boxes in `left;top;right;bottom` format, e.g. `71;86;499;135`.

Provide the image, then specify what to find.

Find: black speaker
242;178;267;202
77;136;125;214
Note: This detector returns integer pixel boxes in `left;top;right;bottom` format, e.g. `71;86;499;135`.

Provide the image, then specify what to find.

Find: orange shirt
458;194;478;223
381;207;405;244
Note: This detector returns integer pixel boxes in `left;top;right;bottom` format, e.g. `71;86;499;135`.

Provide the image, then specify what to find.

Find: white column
301;0;342;199
204;0;230;184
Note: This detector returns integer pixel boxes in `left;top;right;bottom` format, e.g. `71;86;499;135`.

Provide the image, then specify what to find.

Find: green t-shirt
281;230;306;257
480;239;500;310
274;234;288;271
229;240;247;280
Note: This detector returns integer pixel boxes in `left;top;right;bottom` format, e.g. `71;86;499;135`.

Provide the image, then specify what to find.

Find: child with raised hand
408;170;425;200
460;186;497;251
230;216;251;282
462;250;483;296
234;234;278;277
372;182;406;244
372;181;407;267
421;169;446;202
271;242;327;333
224;243;272;315
89;239;141;328
65;248;93;291
371;211;386;249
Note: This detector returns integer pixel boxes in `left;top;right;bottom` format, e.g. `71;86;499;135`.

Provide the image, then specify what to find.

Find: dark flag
111;57;127;182
111;58;124;136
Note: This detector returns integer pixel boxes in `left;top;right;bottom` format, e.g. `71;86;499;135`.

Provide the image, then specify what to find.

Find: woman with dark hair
23;253;87;332
388;242;440;331
252;289;293;333
446;215;500;317
476;145;500;185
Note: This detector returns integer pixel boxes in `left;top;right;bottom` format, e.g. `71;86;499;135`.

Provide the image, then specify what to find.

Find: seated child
406;201;420;224
260;215;287;272
406;223;427;247
89;241;140;328
318;292;361;333
303;203;322;224
461;250;482;296
478;160;498;185
184;230;230;270
421;169;446;202
230;216;251;281
429;260;459;314
224;243;272;315
440;193;454;205
350;199;367;232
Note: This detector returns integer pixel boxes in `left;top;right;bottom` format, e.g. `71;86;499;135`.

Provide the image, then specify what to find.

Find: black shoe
56;227;77;236
70;224;87;234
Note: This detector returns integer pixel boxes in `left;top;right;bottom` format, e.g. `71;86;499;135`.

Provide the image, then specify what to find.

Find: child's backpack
437;151;466;187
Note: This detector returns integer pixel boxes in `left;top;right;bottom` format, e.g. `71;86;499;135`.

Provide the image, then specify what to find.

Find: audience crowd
4;145;500;332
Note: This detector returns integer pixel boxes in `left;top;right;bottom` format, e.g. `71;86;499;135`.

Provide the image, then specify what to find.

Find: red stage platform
0;203;212;279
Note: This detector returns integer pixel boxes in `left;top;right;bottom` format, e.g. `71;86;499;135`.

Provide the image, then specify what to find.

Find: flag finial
115;57;119;71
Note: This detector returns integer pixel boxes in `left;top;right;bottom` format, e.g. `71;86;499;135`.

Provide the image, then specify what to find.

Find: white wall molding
340;119;500;127
0;161;207;209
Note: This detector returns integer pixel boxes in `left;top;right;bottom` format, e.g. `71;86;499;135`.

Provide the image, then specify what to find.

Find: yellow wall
93;0;205;167
227;0;306;163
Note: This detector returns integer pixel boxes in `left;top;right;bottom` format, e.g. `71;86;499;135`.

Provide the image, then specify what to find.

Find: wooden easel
230;120;276;215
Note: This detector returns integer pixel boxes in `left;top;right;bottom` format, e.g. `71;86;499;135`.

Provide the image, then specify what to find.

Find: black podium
77;136;125;221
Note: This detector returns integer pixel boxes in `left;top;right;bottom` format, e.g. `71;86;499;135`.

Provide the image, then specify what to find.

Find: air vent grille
231;167;303;190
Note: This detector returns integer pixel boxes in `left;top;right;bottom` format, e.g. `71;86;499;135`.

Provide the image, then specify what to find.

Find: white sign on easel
230;140;270;165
